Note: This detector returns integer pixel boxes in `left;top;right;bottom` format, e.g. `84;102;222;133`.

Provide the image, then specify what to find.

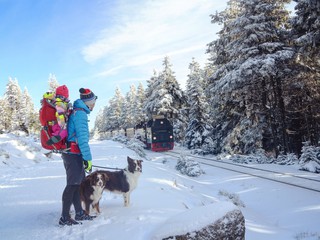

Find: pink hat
56;85;69;98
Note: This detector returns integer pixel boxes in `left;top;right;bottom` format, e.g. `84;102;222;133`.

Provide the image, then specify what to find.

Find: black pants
61;185;82;218
61;153;85;218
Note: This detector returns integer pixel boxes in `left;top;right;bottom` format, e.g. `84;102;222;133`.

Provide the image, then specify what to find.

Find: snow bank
152;201;242;240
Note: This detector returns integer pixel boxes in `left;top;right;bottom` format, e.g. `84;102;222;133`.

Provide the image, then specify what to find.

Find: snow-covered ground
0;133;319;240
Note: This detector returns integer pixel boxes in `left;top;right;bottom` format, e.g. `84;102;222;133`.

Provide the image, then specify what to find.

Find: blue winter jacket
67;99;92;161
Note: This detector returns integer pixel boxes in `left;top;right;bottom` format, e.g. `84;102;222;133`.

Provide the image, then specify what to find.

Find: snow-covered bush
112;134;146;158
92;131;111;141
218;190;246;208
299;142;320;173
230;149;272;164
175;154;205;177
275;153;298;165
126;138;146;158
112;134;128;144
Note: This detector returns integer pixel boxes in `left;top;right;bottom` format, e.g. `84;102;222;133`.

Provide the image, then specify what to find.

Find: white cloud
82;0;226;86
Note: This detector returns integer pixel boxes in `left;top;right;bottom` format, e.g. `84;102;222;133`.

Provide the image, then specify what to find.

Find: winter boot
59;216;81;226
75;210;96;221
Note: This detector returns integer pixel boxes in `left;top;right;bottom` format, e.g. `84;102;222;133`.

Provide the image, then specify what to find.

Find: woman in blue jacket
59;88;97;226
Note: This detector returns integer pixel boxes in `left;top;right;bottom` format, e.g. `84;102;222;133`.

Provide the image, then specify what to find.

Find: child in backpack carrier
46;85;71;146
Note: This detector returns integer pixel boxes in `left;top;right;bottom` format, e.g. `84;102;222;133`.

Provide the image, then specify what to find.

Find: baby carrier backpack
39;92;70;152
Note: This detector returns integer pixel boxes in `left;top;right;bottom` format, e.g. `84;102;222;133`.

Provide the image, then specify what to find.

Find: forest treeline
94;0;320;157
1;0;319;159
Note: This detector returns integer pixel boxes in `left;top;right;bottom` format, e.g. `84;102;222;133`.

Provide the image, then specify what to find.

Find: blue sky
0;0;295;128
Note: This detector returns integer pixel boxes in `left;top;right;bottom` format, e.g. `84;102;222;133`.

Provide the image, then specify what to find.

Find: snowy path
0;136;320;240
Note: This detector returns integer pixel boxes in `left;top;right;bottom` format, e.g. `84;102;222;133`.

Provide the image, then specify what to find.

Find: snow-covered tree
185;58;212;152
93;107;105;133
291;0;320;71
100;104;114;133
3;78;23;132
158;56;185;119
144;70;161;118
107;87;125;132
2;78;39;134
299;141;320;173
119;86;136;136
207;0;293;155
144;57;185;119
20;88;38;134
135;82;146;127
144;57;186;142
124;85;137;130
0;97;5;132
285;0;320;154
48;73;59;92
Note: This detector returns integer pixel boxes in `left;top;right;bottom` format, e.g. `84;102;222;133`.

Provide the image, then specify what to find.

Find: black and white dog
80;171;109;214
101;156;143;207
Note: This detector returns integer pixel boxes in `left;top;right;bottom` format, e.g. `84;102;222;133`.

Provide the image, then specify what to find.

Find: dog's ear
90;173;95;185
127;156;133;163
103;173;109;182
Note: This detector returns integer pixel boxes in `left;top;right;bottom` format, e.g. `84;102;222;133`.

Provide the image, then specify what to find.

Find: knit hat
79;88;97;111
79;88;96;102
55;85;69;99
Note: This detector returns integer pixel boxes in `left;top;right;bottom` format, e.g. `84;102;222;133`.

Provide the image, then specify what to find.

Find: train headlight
153;137;157;140
169;135;173;139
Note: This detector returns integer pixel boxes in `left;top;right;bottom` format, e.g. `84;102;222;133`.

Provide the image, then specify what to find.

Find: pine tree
120;85;137;136
135;82;146;127
101;105;114;133
207;0;293;155
4;78;23;132
159;56;187;142
299;141;320;173
23;88;39;134
291;0;320;71
108;87;125;133
185;58;212;152
48;73;59;91
93;108;104;134
143;70;161;118
20;89;28;132
0;97;5;132
144;57;185;118
158;56;185;119
286;0;320;154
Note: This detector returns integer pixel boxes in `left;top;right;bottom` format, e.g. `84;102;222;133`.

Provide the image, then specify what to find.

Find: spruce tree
207;0;293;155
135;82;146;127
291;0;320;71
47;73;59;91
0;98;5;132
4;78;23;132
108;87;125;133
185;58;212;152
286;0;320;154
143;70;161;118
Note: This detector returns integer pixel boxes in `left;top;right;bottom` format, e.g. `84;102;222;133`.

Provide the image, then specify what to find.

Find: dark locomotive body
145;116;174;152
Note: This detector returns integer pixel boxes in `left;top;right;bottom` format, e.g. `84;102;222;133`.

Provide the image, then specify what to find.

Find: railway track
161;150;320;193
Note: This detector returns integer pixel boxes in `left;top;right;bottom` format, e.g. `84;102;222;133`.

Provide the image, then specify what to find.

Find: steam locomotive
144;115;174;152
